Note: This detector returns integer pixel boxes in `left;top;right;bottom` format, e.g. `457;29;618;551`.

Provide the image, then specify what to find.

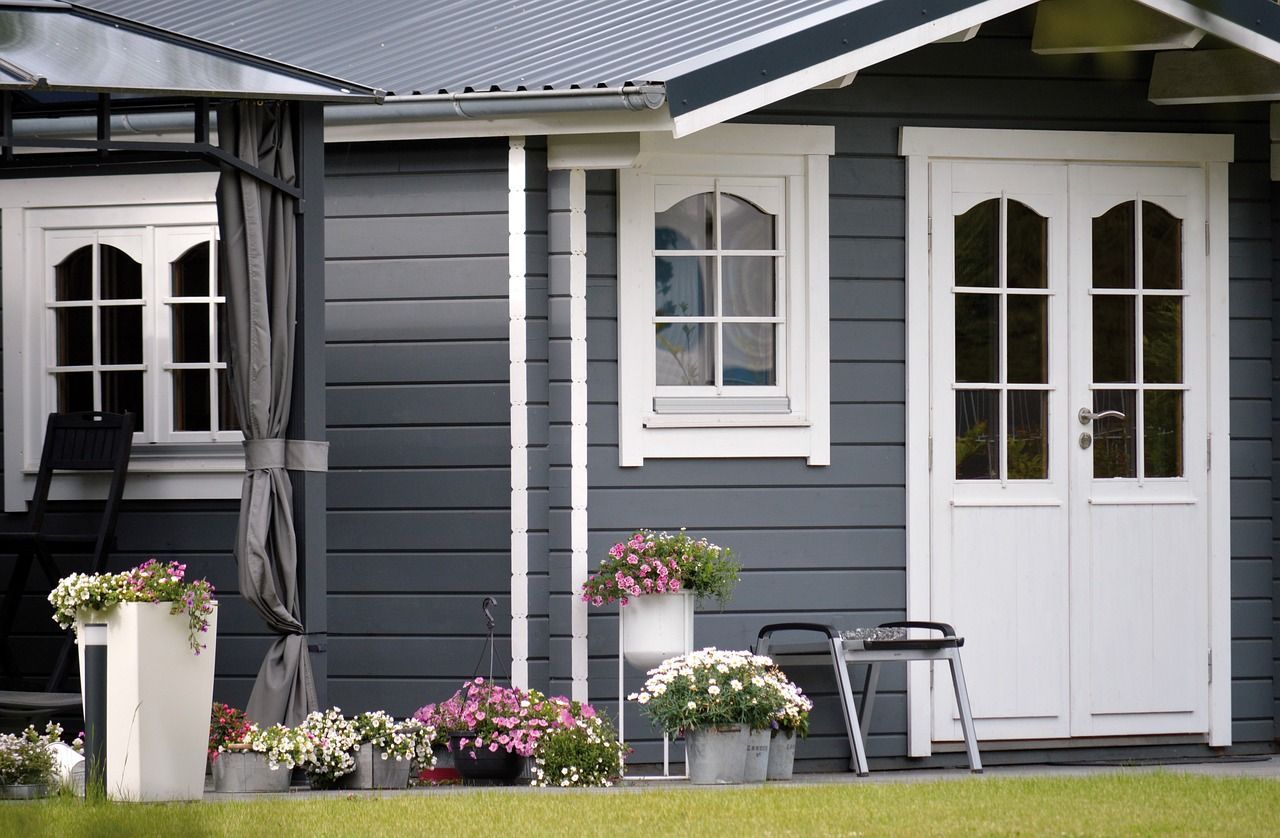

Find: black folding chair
0;411;134;694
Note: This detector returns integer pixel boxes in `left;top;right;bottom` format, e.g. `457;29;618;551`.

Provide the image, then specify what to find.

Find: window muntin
652;179;786;406
43;224;239;445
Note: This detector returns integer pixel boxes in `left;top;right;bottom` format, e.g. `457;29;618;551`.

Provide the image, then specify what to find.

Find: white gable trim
670;0;1038;137
1134;0;1280;65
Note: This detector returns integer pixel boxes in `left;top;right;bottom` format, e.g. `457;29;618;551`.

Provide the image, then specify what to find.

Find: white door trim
901;128;1233;757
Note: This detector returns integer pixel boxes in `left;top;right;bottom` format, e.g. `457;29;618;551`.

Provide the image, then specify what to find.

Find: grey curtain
216;101;317;726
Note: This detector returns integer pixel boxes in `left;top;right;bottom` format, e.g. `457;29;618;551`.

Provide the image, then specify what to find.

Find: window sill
642;414;811;429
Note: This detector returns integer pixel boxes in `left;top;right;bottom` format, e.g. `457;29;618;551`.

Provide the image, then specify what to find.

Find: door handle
1078;407;1125;425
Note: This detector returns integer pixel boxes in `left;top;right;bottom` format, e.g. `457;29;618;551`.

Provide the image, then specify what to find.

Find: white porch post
508;136;530;689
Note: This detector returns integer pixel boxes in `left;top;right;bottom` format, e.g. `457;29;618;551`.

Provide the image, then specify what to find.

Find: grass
3;773;1278;836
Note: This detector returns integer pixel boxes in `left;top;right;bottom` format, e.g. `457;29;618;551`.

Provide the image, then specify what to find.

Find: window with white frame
3;173;244;510
616;124;833;466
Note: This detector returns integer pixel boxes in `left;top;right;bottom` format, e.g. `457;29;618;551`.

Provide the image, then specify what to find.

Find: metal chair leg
946;649;983;773
830;637;870;776
858;662;881;744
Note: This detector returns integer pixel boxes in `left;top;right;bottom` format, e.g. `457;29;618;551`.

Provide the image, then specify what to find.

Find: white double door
930;160;1209;741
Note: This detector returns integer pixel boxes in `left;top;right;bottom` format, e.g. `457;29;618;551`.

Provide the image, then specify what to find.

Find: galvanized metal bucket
766;728;797;780
342;744;412;790
743;727;771;783
212;751;292;793
686;724;747;785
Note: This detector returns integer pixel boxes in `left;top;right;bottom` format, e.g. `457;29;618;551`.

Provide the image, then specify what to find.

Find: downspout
10;85;667;139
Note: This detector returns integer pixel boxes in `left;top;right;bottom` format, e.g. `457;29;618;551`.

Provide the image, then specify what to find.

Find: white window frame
2;173;244;511
617;124;833;466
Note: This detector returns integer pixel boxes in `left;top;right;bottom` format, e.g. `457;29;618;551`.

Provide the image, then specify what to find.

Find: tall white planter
77;601;217;802
620;591;694;670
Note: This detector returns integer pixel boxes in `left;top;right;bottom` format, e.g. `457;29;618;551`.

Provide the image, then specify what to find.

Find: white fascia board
670;0;1038;138
899;127;1234;163
325;105;674;143
1132;0;1280;65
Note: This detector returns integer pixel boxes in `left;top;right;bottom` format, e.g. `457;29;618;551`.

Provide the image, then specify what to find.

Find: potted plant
581;529;739;668
209;702;252;763
0;724;60;799
412;693;464;782
629;647;780;784
446;678;540;784
341;711;423;790
529;704;625;788
49;558;217;802
213;723;303;793
297;708;358;789
764;667;812;781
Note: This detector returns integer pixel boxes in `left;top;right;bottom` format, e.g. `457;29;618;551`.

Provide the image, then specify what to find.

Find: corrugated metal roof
74;0;877;96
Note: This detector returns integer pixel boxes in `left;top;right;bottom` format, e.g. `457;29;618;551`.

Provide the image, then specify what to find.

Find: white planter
620;591;694;670
766;729;797;780
743;727;770;783
76;601;217;802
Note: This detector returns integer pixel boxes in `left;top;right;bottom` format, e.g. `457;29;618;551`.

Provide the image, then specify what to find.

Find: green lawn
3;773;1277;836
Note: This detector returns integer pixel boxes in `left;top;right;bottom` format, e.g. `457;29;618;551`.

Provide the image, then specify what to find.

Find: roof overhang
661;0;1280;137
0;1;384;102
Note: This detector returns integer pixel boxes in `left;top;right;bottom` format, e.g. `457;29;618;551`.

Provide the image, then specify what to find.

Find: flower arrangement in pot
341;711;434;790
209;702;252;763
763;666;812;781
629;647;782;785
412;693;465;782
49;558;218;801
581;529;739;668
529;701;626;788
444;678;544;784
297;707;359;789
0;723;61;799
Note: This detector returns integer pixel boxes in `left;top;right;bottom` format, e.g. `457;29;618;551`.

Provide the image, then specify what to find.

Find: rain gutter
10;84;668;139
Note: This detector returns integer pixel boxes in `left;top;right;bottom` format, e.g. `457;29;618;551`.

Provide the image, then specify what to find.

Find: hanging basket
621;591;694;670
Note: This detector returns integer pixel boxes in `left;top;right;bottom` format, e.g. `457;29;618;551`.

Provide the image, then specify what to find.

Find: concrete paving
201;754;1280;800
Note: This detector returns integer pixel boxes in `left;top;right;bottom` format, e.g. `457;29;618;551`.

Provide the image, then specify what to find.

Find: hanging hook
482;596;497;632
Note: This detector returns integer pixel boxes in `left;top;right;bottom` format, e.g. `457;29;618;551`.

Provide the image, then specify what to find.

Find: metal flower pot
766;729;797;780
449;733;525;785
743;727;771;783
212;751;292;793
621;591;694;670
686;724;748;785
0;783;49;800
341;744;411;790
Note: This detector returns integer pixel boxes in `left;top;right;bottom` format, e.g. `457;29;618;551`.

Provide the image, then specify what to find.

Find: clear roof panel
0;7;380;100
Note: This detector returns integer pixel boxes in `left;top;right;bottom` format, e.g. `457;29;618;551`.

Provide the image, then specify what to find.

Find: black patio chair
0;411;134;697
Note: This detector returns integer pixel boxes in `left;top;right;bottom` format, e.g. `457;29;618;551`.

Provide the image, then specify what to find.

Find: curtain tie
243;438;329;472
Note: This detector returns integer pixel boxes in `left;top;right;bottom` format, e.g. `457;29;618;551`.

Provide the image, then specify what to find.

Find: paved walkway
203;754;1280;800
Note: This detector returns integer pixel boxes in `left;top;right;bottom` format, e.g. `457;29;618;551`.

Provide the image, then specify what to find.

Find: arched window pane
1093;202;1135;289
721;194;774;250
172;241;210;296
1142;201;1181;290
101;245;141;299
955;199;998;288
55;246;92;301
1007;200;1047;289
656;193;712;250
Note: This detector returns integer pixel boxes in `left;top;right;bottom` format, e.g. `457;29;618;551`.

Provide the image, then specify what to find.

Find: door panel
931;162;1071;741
1068;165;1208;736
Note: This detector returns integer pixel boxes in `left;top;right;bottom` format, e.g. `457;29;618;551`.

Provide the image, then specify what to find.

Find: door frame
900;127;1234;757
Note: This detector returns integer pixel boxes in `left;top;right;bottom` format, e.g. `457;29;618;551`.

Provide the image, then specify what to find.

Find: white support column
568;168;590;702
508;137;529;690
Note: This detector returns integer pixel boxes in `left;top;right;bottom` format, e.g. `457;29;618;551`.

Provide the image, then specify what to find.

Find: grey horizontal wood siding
571;13;1277;765
323;138;513;715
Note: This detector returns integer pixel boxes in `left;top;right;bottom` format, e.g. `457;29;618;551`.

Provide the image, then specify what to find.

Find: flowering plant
209;702;252;760
0;723;60;786
628;648;783;734
581;529;739;608
245;723;309;771
412;692;465;744
49;558;216;653
444;678;551;758
297;707;359;786
763;666;813;737
530;711;625;788
397;717;438;772
352;711;417;762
